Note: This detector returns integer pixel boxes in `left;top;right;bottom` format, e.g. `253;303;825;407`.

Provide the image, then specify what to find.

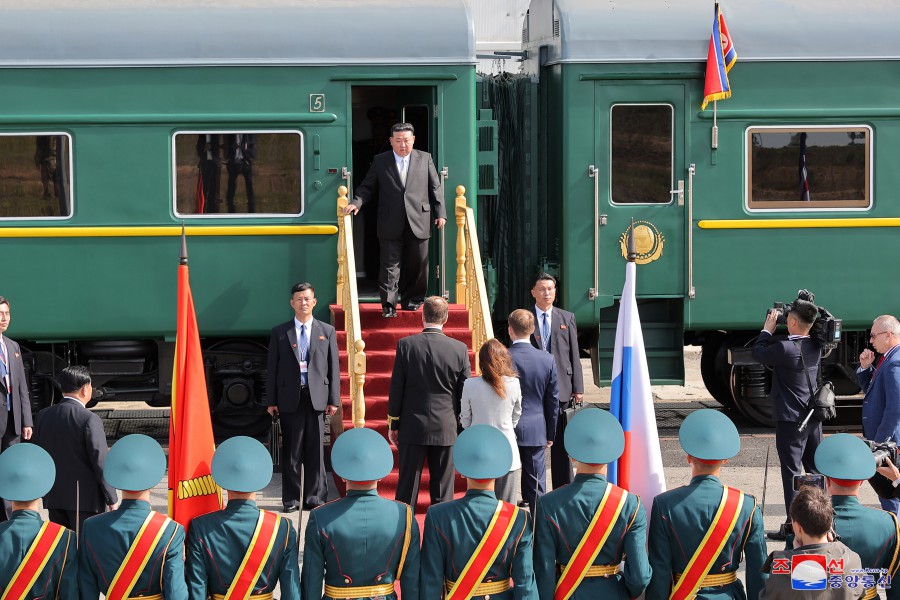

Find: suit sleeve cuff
387;415;399;430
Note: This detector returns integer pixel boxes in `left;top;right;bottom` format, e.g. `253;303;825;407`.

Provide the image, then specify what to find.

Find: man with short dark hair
344;123;446;317
0;295;33;522
266;282;340;513
529;273;584;489
33;365;117;534
507;308;558;511
387;296;470;511
760;486;863;599
752;297;823;540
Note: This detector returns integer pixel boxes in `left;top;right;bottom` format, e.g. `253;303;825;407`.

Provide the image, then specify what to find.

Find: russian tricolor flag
701;3;737;111
608;257;666;505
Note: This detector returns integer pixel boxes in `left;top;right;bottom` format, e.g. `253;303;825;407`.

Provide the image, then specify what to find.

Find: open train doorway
349;85;437;302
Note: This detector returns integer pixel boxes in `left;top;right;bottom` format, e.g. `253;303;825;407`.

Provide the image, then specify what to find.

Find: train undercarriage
20;338;271;438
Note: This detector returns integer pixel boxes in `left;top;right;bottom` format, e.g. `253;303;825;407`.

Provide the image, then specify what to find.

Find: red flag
701;3;738;110
168;231;222;527
195;172;206;214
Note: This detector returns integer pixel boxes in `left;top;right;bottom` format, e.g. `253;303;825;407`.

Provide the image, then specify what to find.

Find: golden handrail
337;186;366;428
454;185;494;374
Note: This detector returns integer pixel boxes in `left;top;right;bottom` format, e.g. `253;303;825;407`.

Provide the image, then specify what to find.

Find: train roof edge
0;0;476;67
524;0;900;65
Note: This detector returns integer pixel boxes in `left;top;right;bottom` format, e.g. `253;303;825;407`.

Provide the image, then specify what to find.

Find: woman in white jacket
460;338;522;503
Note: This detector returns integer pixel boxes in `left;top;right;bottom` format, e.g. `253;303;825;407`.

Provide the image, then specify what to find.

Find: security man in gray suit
266;282;340;513
530;273;585;489
0;296;33;522
344;122;446;317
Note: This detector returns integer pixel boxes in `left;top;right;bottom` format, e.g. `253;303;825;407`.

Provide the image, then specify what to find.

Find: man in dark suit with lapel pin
387;296;470;511
530;273;584;489
0;296;34;522
507;309;558;512
33;365;118;534
344;122;446;317
266;282;340;513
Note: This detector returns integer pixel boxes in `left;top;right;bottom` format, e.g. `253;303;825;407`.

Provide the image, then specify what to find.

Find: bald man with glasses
858;315;900;514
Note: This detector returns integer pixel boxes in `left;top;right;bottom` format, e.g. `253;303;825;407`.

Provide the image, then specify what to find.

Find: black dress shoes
766;522;791;541
382;304;397;318
404;302;423;311
282;504;299;514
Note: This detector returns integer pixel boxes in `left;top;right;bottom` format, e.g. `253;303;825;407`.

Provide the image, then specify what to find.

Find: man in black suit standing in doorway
387;296;469;511
530;273;585;489
266;282;340;513
0;296;33;522
344;123;446;317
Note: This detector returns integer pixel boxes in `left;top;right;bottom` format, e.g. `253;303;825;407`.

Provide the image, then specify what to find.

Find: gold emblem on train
619;221;664;264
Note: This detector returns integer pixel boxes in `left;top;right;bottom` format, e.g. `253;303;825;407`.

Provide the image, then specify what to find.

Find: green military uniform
0;443;77;599
810;434;900;598
421;424;538;600
185;436;300;600
79;435;187;600
646;409;767;600
534;409;651;599
301;428;420;600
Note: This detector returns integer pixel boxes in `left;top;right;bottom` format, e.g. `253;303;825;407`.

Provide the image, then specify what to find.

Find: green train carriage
482;0;900;425
0;0;477;434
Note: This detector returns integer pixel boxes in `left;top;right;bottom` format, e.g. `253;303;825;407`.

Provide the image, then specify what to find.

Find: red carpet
331;303;474;513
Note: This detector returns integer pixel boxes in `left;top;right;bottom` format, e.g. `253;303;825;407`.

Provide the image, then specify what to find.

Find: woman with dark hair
460;338;522;503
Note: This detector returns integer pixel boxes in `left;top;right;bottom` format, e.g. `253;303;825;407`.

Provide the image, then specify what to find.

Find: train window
172;131;304;216
746;126;871;210
610;104;673;205
0;134;72;219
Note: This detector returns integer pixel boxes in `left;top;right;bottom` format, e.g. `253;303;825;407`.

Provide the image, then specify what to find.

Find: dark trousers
0;414;19;521
379;220;428;309
48;508;101;539
550;408;575;489
775;420;822;520
280;388;326;508
396;443;453;512
519;446;547;511
199;159;220;213
226;161;255;213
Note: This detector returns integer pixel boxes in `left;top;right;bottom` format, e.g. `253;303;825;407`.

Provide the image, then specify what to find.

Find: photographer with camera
859;315;900;515
752;295;823;541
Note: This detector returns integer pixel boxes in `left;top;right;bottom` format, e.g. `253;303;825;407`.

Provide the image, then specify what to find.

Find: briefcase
561;398;584;428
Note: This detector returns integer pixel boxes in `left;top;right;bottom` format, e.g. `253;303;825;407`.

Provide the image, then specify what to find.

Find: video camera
867;440;899;467
768;289;842;352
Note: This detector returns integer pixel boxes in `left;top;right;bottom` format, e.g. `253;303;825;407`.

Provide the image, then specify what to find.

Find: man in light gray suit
266;282;340;513
0;296;33;522
344;123;446;317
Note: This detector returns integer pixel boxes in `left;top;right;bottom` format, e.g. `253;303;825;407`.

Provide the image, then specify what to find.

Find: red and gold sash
106;511;174;600
669;486;745;600
224;510;281;600
1;521;67;600
396;505;413;579
555;485;628;600
446;501;519;600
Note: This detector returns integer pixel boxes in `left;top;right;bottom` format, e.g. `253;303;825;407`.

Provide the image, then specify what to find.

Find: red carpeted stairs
331;303;474;513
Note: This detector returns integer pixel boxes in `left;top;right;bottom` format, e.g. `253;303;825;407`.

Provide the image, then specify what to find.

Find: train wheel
700;331;737;409
22;349;63;412
206;339;270;439
729;353;775;427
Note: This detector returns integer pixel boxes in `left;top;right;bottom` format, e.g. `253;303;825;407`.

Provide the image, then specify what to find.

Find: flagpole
712;100;719;149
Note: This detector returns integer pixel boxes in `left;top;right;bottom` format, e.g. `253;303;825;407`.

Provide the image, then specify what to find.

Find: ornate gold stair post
455;186;468;305
336;186;366;428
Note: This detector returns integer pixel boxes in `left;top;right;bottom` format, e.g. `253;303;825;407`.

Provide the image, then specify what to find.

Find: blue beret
332;428;393;482
564;408;625;464
679;409;740;461
211;436;273;493
453;425;512;479
104;434;166;491
0;444;55;502
815;434;875;481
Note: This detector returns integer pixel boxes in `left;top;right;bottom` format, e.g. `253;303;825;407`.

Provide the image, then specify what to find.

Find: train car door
348;86;443;300
593;83;687;299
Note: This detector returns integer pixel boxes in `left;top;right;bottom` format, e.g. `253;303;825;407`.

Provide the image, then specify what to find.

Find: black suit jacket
350;149;445;240
33;397;117;511
266;318;340;413
388;328;470;445
530;307;584;405
0;336;32;439
751;332;821;422
509;342;559;446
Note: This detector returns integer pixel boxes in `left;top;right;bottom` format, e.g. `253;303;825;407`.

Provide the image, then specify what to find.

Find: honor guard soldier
646;409;767;600
813;434;900;598
533;408;651;600
186;436;300;600
301;427;420;599
421;424;538;600
79;434;188;600
0;443;77;598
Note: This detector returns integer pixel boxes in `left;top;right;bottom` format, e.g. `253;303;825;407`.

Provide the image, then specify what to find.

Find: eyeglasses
870;331;890;340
